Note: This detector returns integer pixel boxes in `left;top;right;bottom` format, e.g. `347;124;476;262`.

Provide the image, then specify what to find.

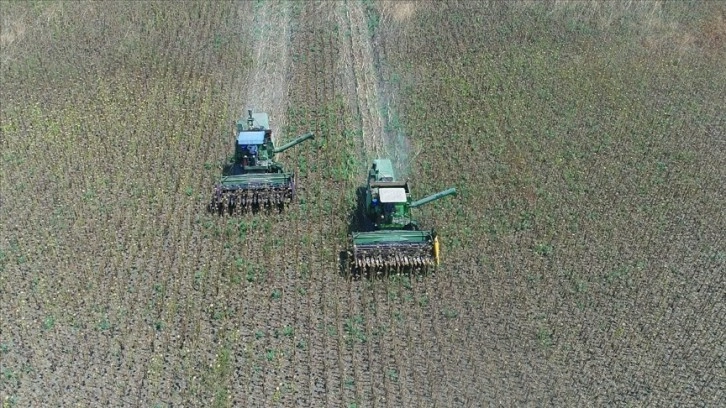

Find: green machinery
210;110;314;213
351;159;457;270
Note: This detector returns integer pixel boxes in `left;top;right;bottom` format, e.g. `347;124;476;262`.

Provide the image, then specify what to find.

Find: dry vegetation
1;1;724;406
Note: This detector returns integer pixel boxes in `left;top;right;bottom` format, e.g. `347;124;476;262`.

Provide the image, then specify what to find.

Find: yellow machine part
433;236;440;266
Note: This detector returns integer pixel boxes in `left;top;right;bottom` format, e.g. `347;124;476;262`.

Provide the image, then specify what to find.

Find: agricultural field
1;0;724;406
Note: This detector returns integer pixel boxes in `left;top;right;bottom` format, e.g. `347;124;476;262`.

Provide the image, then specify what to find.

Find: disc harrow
211;183;294;213
352;241;436;270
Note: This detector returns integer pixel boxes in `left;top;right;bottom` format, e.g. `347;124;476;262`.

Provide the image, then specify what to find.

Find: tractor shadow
338;186;368;280
349;185;373;234
221;162;239;177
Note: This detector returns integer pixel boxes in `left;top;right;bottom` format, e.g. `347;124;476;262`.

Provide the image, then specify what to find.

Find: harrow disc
210;172;297;214
350;230;440;273
210;183;294;214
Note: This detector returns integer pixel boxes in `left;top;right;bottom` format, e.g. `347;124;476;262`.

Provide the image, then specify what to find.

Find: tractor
350;159;456;272
210;110;314;214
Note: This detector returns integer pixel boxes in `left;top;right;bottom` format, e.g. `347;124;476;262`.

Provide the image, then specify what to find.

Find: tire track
286;12;316;403
338;0;386;163
316;14;345;405
337;0;415;177
233;0;292;141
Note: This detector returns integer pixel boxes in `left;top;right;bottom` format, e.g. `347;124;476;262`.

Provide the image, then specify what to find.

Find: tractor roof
237;131;266;145
379;187;407;203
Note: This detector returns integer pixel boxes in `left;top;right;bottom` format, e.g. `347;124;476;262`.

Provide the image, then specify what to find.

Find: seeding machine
210;110;314;214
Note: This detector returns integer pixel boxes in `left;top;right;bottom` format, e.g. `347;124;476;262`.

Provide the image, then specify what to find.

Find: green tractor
210;110;314;214
350;159;457;271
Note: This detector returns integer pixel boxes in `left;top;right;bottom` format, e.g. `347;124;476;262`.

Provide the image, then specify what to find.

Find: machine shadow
338;185;369;280
221;161;238;177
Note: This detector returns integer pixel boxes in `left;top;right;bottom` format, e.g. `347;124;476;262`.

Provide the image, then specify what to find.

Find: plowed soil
1;1;724;407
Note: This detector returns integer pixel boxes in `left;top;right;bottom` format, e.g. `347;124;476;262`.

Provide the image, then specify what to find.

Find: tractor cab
368;184;413;229
366;159;415;228
234;110;274;169
236;130;264;166
236;130;273;167
376;187;410;227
